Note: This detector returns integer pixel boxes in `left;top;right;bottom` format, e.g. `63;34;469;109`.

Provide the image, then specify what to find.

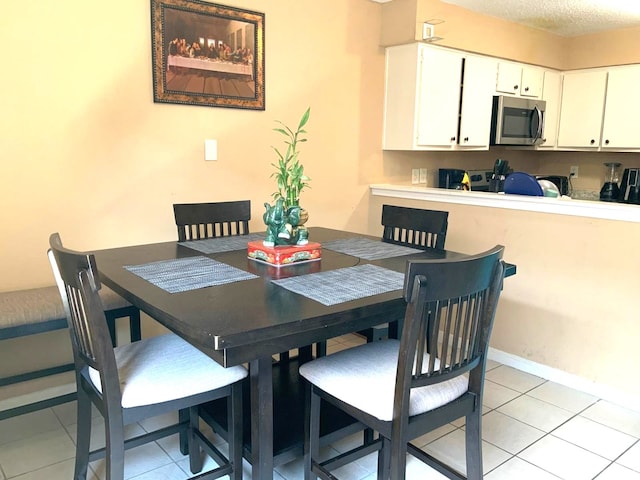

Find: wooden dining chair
47;233;247;480
300;245;506;480
361;204;450;344
173;200;251;241
382;204;449;250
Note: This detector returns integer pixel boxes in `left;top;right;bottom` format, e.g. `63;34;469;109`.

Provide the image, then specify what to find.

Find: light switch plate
411;169;420;184
205;139;218;161
419;168;427;183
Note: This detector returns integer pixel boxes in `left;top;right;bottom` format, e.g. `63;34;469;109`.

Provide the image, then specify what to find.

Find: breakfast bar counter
366;185;640;410
370;184;640;223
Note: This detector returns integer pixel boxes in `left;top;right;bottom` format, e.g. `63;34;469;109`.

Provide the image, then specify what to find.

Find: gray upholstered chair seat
89;333;247;408
299;339;468;422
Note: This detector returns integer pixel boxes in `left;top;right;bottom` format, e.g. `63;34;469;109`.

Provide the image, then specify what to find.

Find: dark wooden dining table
91;227;515;480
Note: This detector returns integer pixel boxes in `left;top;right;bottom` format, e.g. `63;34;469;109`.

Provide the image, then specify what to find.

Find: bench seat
0;285;140;420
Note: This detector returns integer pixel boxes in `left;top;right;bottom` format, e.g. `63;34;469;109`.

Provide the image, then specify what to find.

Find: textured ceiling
440;0;640;37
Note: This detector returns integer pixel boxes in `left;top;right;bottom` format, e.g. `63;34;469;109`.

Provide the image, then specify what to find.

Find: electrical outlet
419;168;428;183
570;165;579;178
411;169;420;184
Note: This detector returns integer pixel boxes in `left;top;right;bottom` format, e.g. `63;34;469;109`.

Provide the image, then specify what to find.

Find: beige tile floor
1;334;640;479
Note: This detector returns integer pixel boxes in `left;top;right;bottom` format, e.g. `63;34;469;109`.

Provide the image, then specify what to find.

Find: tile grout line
485;386;640;478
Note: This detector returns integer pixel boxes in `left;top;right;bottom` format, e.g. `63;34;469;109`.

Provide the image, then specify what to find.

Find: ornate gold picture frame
151;0;265;110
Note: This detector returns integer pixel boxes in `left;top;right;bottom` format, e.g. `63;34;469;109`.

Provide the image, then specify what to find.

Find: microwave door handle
532;106;543;144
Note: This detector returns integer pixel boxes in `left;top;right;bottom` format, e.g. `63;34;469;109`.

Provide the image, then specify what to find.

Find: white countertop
370;184;640;223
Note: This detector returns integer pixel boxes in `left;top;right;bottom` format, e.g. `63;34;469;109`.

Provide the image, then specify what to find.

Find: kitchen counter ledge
370;184;640;224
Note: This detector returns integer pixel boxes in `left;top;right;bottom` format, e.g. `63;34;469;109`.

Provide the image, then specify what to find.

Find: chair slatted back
47;233;121;405
396;246;505;413
173;200;251;241
381;204;448;250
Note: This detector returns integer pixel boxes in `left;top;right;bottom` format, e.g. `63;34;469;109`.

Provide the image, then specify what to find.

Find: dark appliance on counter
618;168;640;204
490;96;546;146
489;158;510;192
438;169;466;190
600;162;621;202
438;169;492;191
535;175;569;196
467;169;492;191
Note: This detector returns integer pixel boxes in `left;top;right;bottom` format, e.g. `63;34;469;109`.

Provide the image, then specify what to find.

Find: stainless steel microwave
490;96;546;146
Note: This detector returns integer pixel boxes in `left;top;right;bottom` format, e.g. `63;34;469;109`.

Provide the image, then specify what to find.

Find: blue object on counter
503;172;544;196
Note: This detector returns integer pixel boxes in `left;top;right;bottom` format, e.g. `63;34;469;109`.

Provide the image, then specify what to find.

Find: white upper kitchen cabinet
496;61;544;98
601;65;640;150
557;70;607;149
537;70;562;149
458;54;498;148
383;43;495;150
413;46;463;148
383;43;460;149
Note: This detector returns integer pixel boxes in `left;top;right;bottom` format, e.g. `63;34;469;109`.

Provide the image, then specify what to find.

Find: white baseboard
488;347;640;413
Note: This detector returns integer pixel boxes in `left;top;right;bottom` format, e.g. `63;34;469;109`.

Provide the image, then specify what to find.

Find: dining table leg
250;355;274;480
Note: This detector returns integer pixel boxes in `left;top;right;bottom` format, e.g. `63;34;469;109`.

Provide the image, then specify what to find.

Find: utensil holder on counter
489;174;506;193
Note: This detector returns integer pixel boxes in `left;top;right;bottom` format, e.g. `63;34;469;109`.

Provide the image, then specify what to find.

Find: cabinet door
496;62;521;95
521;66;543;98
415;47;462;147
459;55;497;148
557;71;607;148
383;43;421;150
538;70;561;148
496;62;543;98
601;65;640;149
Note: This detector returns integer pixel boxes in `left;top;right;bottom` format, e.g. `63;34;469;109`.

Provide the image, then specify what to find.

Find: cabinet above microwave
495;61;544;98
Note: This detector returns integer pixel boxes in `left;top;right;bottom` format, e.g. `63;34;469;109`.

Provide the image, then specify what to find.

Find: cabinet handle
590;139;596;144
463;137;469;142
514;85;519;90
542;138;547;143
605;139;610;145
450;136;456;142
524;86;529;92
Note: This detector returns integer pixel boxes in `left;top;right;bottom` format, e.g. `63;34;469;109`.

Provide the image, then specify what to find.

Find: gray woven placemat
322;237;423;260
179;233;264;254
272;264;404;306
125;256;258;293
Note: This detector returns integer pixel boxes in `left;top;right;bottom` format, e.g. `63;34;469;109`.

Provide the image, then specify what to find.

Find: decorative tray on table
247;241;321;267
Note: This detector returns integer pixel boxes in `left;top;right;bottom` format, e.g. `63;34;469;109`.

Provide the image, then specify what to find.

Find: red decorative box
247;241;322;267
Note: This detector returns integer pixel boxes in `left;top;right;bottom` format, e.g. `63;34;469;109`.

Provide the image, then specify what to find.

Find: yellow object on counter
461;172;471;191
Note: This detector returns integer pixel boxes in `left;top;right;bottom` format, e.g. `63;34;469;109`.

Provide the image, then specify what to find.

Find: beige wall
381;0;640;71
1;0;386;292
415;0;566;69
381;0;564;68
565;25;640;70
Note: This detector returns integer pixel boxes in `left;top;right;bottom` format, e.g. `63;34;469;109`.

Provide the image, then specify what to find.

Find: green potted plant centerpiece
262;107;311;247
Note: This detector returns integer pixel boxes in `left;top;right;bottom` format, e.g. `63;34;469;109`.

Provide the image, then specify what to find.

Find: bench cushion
0;286;132;330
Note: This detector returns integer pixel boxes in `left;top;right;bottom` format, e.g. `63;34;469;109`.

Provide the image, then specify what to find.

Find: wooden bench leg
0;392;77;421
